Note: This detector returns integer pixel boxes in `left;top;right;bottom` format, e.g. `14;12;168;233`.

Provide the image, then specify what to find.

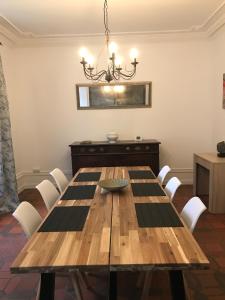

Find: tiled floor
1;186;225;299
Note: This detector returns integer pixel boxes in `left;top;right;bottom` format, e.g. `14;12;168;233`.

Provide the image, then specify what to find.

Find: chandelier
79;0;139;83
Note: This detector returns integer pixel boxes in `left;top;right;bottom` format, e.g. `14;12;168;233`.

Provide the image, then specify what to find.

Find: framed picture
76;82;151;110
223;74;225;108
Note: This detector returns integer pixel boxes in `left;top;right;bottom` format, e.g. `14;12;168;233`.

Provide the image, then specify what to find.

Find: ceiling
0;0;224;37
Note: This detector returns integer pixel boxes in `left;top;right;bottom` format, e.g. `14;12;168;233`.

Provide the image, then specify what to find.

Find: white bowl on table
98;179;129;192
106;132;119;143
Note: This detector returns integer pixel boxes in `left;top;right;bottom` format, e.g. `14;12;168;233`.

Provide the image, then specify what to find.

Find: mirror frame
76;81;152;110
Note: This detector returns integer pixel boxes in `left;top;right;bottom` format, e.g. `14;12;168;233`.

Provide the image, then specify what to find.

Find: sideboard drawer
69;139;161;175
72;146;106;154
123;144;158;153
71;143;159;155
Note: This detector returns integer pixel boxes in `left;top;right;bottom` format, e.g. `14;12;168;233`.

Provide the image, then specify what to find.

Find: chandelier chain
104;0;110;47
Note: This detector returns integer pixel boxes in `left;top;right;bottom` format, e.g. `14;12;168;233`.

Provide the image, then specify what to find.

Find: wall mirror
76;82;151;109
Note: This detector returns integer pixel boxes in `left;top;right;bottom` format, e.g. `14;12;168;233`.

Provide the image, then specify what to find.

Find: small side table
193;153;225;213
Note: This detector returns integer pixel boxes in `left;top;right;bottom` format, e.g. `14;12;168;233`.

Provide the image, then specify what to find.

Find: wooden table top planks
110;166;208;270
11;166;209;274
11;167;114;273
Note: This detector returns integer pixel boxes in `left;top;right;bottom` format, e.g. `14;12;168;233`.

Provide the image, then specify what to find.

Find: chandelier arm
83;70;101;81
117;71;136;78
115;65;137;79
82;66;96;80
92;70;108;81
118;74;135;80
123;64;138;74
84;72;105;81
122;68;136;75
83;68;108;81
84;73;105;81
82;64;106;78
112;69;121;81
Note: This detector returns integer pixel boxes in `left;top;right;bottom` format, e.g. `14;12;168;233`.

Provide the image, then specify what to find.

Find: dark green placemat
131;183;166;197
60;185;96;200
38;206;89;232
135;203;183;227
129;170;155;179
74;172;101;182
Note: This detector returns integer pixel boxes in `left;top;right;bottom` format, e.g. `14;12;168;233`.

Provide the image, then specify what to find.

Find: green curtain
0;54;19;213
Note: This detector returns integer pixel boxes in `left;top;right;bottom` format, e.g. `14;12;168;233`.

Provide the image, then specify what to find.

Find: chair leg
79;272;92;290
141;271;152;300
35;279;41;300
79;272;105;297
136;272;145;288
183;272;191;300
70;271;83;300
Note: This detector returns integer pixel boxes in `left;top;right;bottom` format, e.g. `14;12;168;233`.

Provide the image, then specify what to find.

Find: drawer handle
125;146;130;151
145;146;150;150
89;148;96;153
80;148;86;153
99;147;105;152
134;146;141;151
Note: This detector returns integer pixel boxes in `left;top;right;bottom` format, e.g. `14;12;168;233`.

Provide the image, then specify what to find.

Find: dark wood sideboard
69;139;161;176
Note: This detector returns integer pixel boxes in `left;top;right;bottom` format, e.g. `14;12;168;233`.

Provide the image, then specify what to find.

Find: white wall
3;36;215;190
211;25;225;145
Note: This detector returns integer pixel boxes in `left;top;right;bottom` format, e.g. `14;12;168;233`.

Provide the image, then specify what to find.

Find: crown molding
0;2;225;46
194;1;225;30
0;16;21;46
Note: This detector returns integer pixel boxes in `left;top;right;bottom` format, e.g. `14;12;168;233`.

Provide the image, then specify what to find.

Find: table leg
39;273;55;300
109;271;117;300
169;270;186;300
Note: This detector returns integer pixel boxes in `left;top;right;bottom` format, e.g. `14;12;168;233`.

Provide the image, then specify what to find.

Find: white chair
157;165;171;185
180;197;207;232
13;202;43;299
13;201;42;238
13;200;83;300
50;168;69;194
164;176;181;201
36;179;60;211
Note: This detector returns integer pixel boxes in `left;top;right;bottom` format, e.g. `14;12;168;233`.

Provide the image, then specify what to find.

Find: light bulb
79;47;88;59
114;85;125;93
103;86;112;93
109;42;118;55
86;55;95;66
129;48;138;60
115;56;123;67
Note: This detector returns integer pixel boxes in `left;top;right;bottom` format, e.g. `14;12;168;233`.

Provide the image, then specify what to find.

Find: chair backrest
157;165;171;185
180;197;207;232
36;179;60;211
50;168;68;194
164;176;181;201
13;201;42;238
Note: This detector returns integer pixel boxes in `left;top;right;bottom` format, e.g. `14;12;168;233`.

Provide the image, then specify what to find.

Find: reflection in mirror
76;82;151;109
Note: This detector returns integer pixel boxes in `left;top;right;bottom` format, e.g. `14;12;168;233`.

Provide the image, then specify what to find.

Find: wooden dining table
11;166;209;300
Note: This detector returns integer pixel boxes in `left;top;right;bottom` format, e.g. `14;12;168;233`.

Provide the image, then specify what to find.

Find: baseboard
16;168;193;193
164;168;193;185
16;170;72;193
